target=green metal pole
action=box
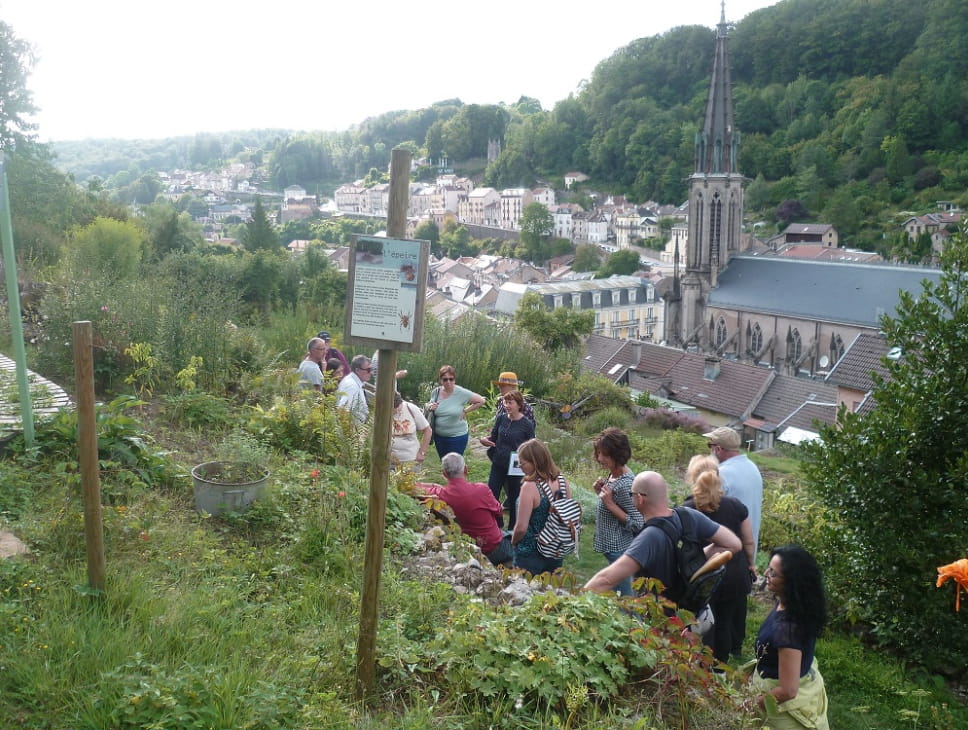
[0,157,34,446]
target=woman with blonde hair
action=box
[684,454,757,663]
[511,438,571,576]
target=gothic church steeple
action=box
[668,1,745,348]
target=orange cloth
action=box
[936,559,968,612]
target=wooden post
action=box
[355,147,412,700]
[73,321,105,593]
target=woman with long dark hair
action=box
[751,544,829,729]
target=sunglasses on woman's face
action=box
[440,376,455,381]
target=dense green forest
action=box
[47,0,968,251]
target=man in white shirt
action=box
[337,354,373,422]
[297,338,327,390]
[704,427,763,553]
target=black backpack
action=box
[644,506,726,613]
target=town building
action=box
[495,275,662,342]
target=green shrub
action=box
[803,233,968,673]
[628,429,708,483]
[546,372,633,420]
[378,590,739,723]
[245,393,355,465]
[399,313,576,402]
[578,406,633,436]
[758,471,832,555]
[160,391,237,431]
[9,395,185,495]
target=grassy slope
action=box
[0,406,964,728]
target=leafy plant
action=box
[214,428,271,467]
[100,654,301,729]
[8,395,184,494]
[380,589,739,725]
[803,225,968,673]
[160,391,236,431]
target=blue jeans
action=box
[605,550,634,597]
[433,432,468,460]
[486,533,515,567]
[514,550,562,577]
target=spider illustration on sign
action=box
[399,311,411,329]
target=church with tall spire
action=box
[666,1,748,348]
[657,4,938,380]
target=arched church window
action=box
[715,317,728,347]
[790,328,802,362]
[750,323,763,355]
[831,334,845,364]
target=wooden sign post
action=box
[349,148,429,700]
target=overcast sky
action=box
[1,0,777,142]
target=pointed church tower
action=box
[669,2,744,348]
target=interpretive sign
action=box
[344,235,429,352]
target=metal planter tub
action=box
[191,461,269,516]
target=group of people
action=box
[298,340,828,727]
[416,438,575,576]
[583,426,826,729]
[423,418,827,729]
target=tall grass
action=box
[396,313,580,402]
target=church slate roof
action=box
[707,256,942,328]
[825,332,892,392]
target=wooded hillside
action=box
[51,0,968,251]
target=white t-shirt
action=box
[297,358,323,389]
[391,401,430,463]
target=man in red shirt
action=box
[418,453,513,566]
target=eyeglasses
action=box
[358,367,372,372]
[765,567,781,579]
[708,442,718,449]
[631,491,647,497]
[440,376,455,381]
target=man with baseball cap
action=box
[703,425,762,659]
[317,331,350,376]
[492,371,535,424]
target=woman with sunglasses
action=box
[751,545,829,729]
[426,365,485,459]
